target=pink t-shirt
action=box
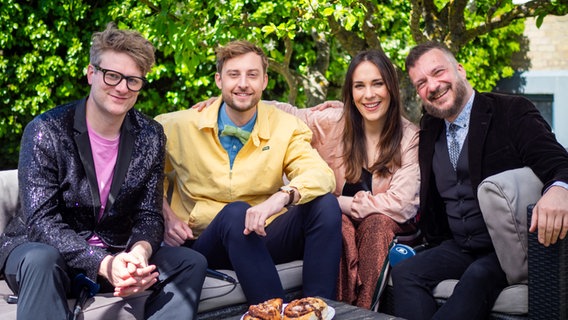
[86,121,120,247]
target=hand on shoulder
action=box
[191,97,218,112]
[312,100,343,111]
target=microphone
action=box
[70,273,100,320]
[388,242,417,267]
[206,268,237,283]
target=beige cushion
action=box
[0,261,303,319]
[477,167,542,285]
[199,260,303,312]
[0,170,18,233]
[433,280,528,315]
[386,275,528,315]
[0,280,150,319]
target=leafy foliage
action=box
[1,0,566,169]
[0,0,96,168]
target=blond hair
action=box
[215,40,268,74]
[90,22,155,75]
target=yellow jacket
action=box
[155,98,336,236]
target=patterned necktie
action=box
[448,123,460,170]
[221,125,250,144]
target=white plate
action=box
[240,304,335,320]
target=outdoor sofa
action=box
[0,167,566,319]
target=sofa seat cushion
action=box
[0,280,150,319]
[432,280,527,315]
[0,170,18,233]
[199,260,303,313]
[386,275,527,315]
[0,260,304,319]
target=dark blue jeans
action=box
[4,242,207,320]
[190,193,342,304]
[391,240,508,320]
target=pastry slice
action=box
[244,298,283,320]
[283,297,329,320]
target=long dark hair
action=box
[341,50,403,182]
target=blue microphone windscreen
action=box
[389,243,416,267]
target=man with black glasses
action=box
[92,64,148,92]
[0,23,207,320]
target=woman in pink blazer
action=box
[274,50,420,308]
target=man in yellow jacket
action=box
[155,40,341,304]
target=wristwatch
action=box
[279,186,295,207]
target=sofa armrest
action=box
[477,167,543,285]
[527,205,568,320]
[0,170,19,233]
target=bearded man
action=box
[391,41,568,320]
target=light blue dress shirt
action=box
[218,103,257,168]
[445,92,475,155]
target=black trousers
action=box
[390,240,508,320]
[4,242,207,320]
[189,193,342,304]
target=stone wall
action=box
[525,15,568,71]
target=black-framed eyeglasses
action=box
[93,65,147,92]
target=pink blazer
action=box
[276,102,420,223]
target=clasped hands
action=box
[99,242,158,297]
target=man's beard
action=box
[423,78,468,120]
[222,91,259,114]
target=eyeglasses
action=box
[93,65,147,92]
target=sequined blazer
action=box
[0,98,166,280]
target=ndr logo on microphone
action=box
[395,246,409,255]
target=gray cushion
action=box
[433,280,528,315]
[477,167,542,284]
[0,280,150,319]
[0,170,18,233]
[199,260,303,312]
[387,275,528,315]
[0,260,303,319]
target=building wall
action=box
[524,15,568,71]
[519,15,568,147]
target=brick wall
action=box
[525,15,568,71]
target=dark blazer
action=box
[0,98,166,280]
[419,91,568,245]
